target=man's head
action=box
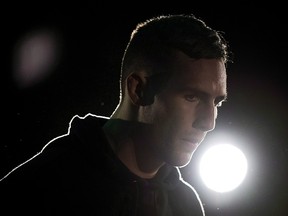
[119,14,229,101]
[111,14,230,167]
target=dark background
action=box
[2,2,288,215]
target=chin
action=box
[169,153,192,167]
[177,161,191,168]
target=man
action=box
[1,14,230,216]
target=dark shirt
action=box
[1,113,205,216]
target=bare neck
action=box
[102,118,164,179]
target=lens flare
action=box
[199,144,248,193]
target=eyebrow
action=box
[178,86,228,102]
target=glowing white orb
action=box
[199,144,248,193]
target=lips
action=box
[181,138,200,150]
[182,137,202,146]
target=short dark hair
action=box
[120,14,230,97]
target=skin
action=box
[103,51,227,179]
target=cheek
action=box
[162,97,195,122]
[152,97,194,135]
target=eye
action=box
[185,95,199,102]
[215,101,223,107]
[215,99,226,107]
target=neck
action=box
[102,118,164,179]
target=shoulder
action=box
[1,134,73,183]
[0,133,79,214]
[1,114,110,184]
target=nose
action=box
[193,103,216,132]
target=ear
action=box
[127,73,146,106]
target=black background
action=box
[2,2,288,215]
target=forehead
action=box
[167,52,227,93]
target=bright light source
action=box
[199,144,248,193]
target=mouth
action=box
[181,138,200,150]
